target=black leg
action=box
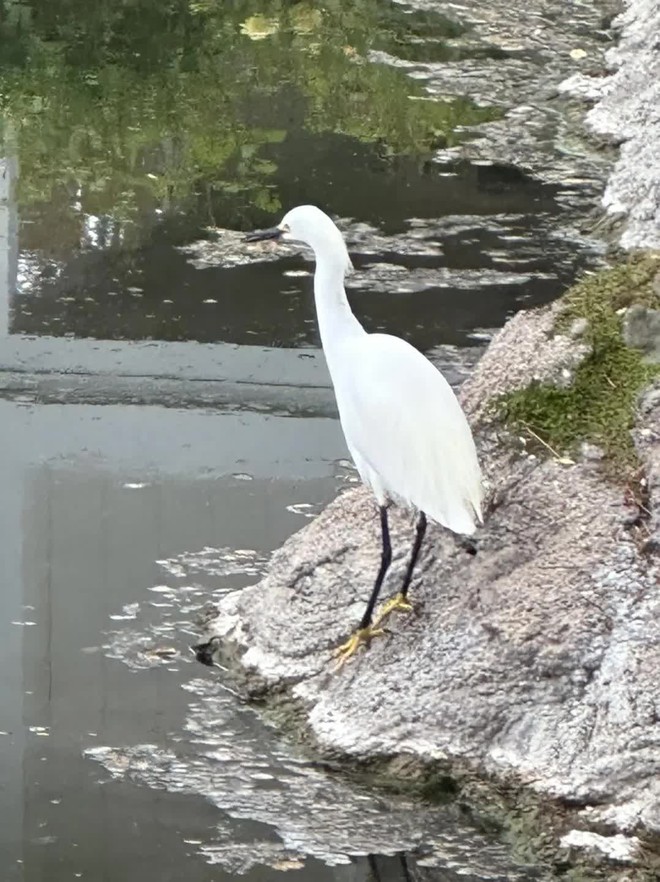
[367,855,382,882]
[400,511,427,600]
[398,853,413,882]
[359,505,392,629]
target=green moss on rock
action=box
[499,255,660,473]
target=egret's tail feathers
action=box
[335,332,485,538]
[428,500,480,536]
[420,471,484,536]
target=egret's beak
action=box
[244,226,283,243]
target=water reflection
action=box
[0,2,610,879]
[89,515,538,880]
[0,397,541,881]
[0,398,346,880]
[0,139,18,336]
[13,151,578,347]
[0,0,601,350]
[2,0,495,234]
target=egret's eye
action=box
[280,223,290,234]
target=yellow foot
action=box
[373,593,413,627]
[333,626,385,671]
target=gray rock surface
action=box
[623,304,660,363]
[560,0,660,249]
[206,301,660,848]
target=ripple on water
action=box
[92,545,540,878]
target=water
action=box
[0,0,612,879]
[0,401,542,880]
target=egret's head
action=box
[245,205,352,273]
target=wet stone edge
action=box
[192,628,660,882]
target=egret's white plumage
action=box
[246,204,483,662]
[278,204,483,535]
[332,333,482,535]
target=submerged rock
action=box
[203,285,660,864]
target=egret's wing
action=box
[337,334,483,534]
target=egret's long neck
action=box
[313,249,364,375]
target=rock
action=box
[580,441,605,462]
[560,0,660,249]
[568,317,589,340]
[623,305,660,362]
[458,299,591,424]
[204,299,660,858]
[633,383,660,556]
[560,830,641,864]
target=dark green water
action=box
[1,0,592,349]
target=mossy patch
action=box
[498,254,660,475]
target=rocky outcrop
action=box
[560,0,660,250]
[204,294,660,864]
[199,3,660,868]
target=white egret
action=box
[246,206,483,665]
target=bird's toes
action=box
[373,593,414,627]
[332,626,385,671]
